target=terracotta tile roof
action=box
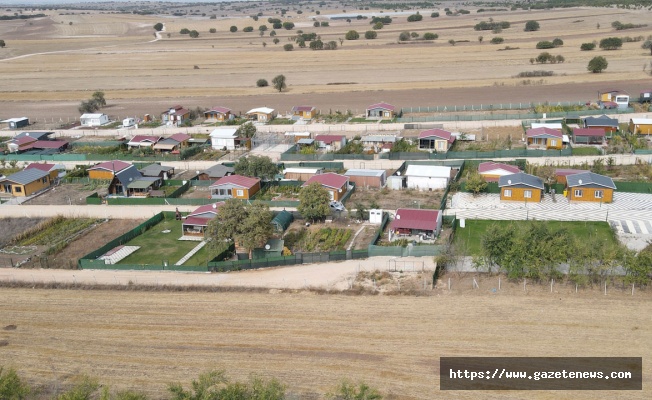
[169,133,191,142]
[130,135,160,143]
[210,174,260,189]
[23,140,68,150]
[390,208,440,231]
[302,173,348,189]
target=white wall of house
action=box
[211,137,236,150]
[406,176,448,190]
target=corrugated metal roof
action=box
[297,138,315,145]
[584,115,619,127]
[361,135,398,143]
[630,118,652,124]
[201,164,234,178]
[292,106,315,112]
[189,202,224,217]
[555,169,587,177]
[247,107,275,114]
[315,134,345,144]
[566,172,616,189]
[127,179,157,189]
[25,163,55,172]
[344,169,385,177]
[1,168,49,185]
[498,172,544,189]
[207,106,231,114]
[115,165,143,189]
[284,167,321,174]
[183,216,212,227]
[390,208,439,231]
[573,128,605,137]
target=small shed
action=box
[629,118,652,135]
[640,90,652,103]
[272,210,294,233]
[80,113,109,127]
[284,167,322,181]
[404,165,451,191]
[369,209,383,224]
[344,169,387,188]
[572,128,605,144]
[252,239,284,259]
[2,117,29,129]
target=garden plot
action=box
[24,183,101,206]
[451,126,526,151]
[347,187,444,211]
[282,219,376,253]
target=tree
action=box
[478,35,483,43]
[272,74,286,92]
[465,172,487,196]
[354,202,367,220]
[407,13,423,22]
[524,20,540,31]
[364,30,377,39]
[536,51,553,63]
[78,100,99,114]
[229,25,237,32]
[179,28,190,34]
[448,39,456,46]
[240,202,274,258]
[324,40,338,50]
[345,30,359,40]
[600,37,623,50]
[189,30,199,38]
[235,121,257,138]
[234,155,279,180]
[169,372,285,400]
[91,91,106,107]
[259,24,268,32]
[490,37,504,44]
[298,182,331,222]
[168,370,228,400]
[309,39,323,50]
[581,42,596,50]
[641,38,652,55]
[282,21,295,30]
[243,26,254,32]
[153,22,163,31]
[552,38,563,47]
[283,43,294,51]
[327,379,382,400]
[273,38,280,44]
[431,12,440,18]
[209,28,216,33]
[0,367,31,400]
[398,31,410,41]
[536,40,554,49]
[313,21,320,27]
[56,375,100,400]
[423,32,438,40]
[373,22,383,30]
[588,56,608,73]
[256,78,268,87]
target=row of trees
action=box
[0,367,384,400]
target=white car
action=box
[329,201,345,211]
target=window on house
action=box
[550,139,557,147]
[574,189,583,197]
[236,189,244,197]
[42,177,48,184]
[504,189,512,197]
[437,141,446,151]
[524,190,532,199]
[595,190,603,199]
[15,186,22,193]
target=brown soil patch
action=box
[24,184,102,206]
[348,187,444,211]
[0,217,46,248]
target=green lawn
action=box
[119,219,204,266]
[453,219,616,256]
[571,147,601,156]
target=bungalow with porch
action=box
[246,107,276,123]
[555,169,588,185]
[599,90,630,109]
[526,127,563,149]
[366,102,396,119]
[161,105,190,126]
[583,115,619,134]
[389,208,442,241]
[153,133,191,153]
[88,160,133,180]
[478,162,521,182]
[195,164,234,181]
[572,128,605,145]
[210,174,261,200]
[204,106,233,122]
[629,118,652,135]
[314,134,346,152]
[0,169,53,197]
[498,172,544,202]
[566,172,616,203]
[6,131,54,153]
[107,165,145,196]
[291,106,317,120]
[302,173,349,201]
[418,129,456,152]
[182,202,224,238]
[128,135,161,149]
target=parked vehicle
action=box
[330,201,345,211]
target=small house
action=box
[555,169,588,185]
[361,135,399,152]
[291,106,317,120]
[599,90,629,109]
[583,115,619,133]
[80,113,109,127]
[302,173,349,201]
[284,167,322,181]
[127,135,161,149]
[195,164,234,181]
[210,174,261,200]
[108,165,144,196]
[478,162,521,182]
[526,127,563,149]
[246,107,276,122]
[366,102,396,119]
[404,164,452,191]
[88,160,133,180]
[21,140,68,153]
[161,105,190,126]
[629,118,652,135]
[271,210,294,233]
[25,162,66,180]
[389,208,442,240]
[344,169,387,188]
[139,164,175,180]
[210,127,239,150]
[2,117,29,130]
[418,129,456,152]
[6,136,36,153]
[182,202,224,238]
[314,134,346,151]
[498,172,544,202]
[204,106,233,122]
[0,169,53,197]
[572,128,605,145]
[565,172,616,203]
[127,177,162,197]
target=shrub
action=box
[423,32,438,40]
[536,52,554,63]
[555,55,565,63]
[283,43,294,51]
[365,30,377,39]
[313,21,319,27]
[552,38,564,47]
[189,30,199,38]
[516,70,554,77]
[398,31,410,41]
[431,12,439,18]
[309,40,323,50]
[320,21,329,27]
[209,28,216,33]
[229,26,237,32]
[154,22,163,31]
[256,79,268,87]
[448,39,456,46]
[536,40,555,49]
[588,56,608,73]
[524,20,540,31]
[259,25,267,32]
[345,30,359,40]
[243,26,254,32]
[490,37,504,44]
[180,28,190,34]
[273,38,280,44]
[407,13,423,22]
[612,20,647,30]
[373,22,383,30]
[282,21,295,30]
[474,21,510,31]
[600,37,623,50]
[581,42,596,50]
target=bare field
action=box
[0,288,649,399]
[1,6,652,119]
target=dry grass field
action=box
[0,288,650,399]
[1,4,652,119]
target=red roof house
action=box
[418,129,456,152]
[366,102,396,119]
[209,174,261,200]
[182,202,224,237]
[204,106,232,121]
[572,128,605,144]
[314,134,347,151]
[291,105,317,119]
[526,127,563,150]
[389,208,442,239]
[88,160,133,180]
[302,173,349,201]
[478,162,521,182]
